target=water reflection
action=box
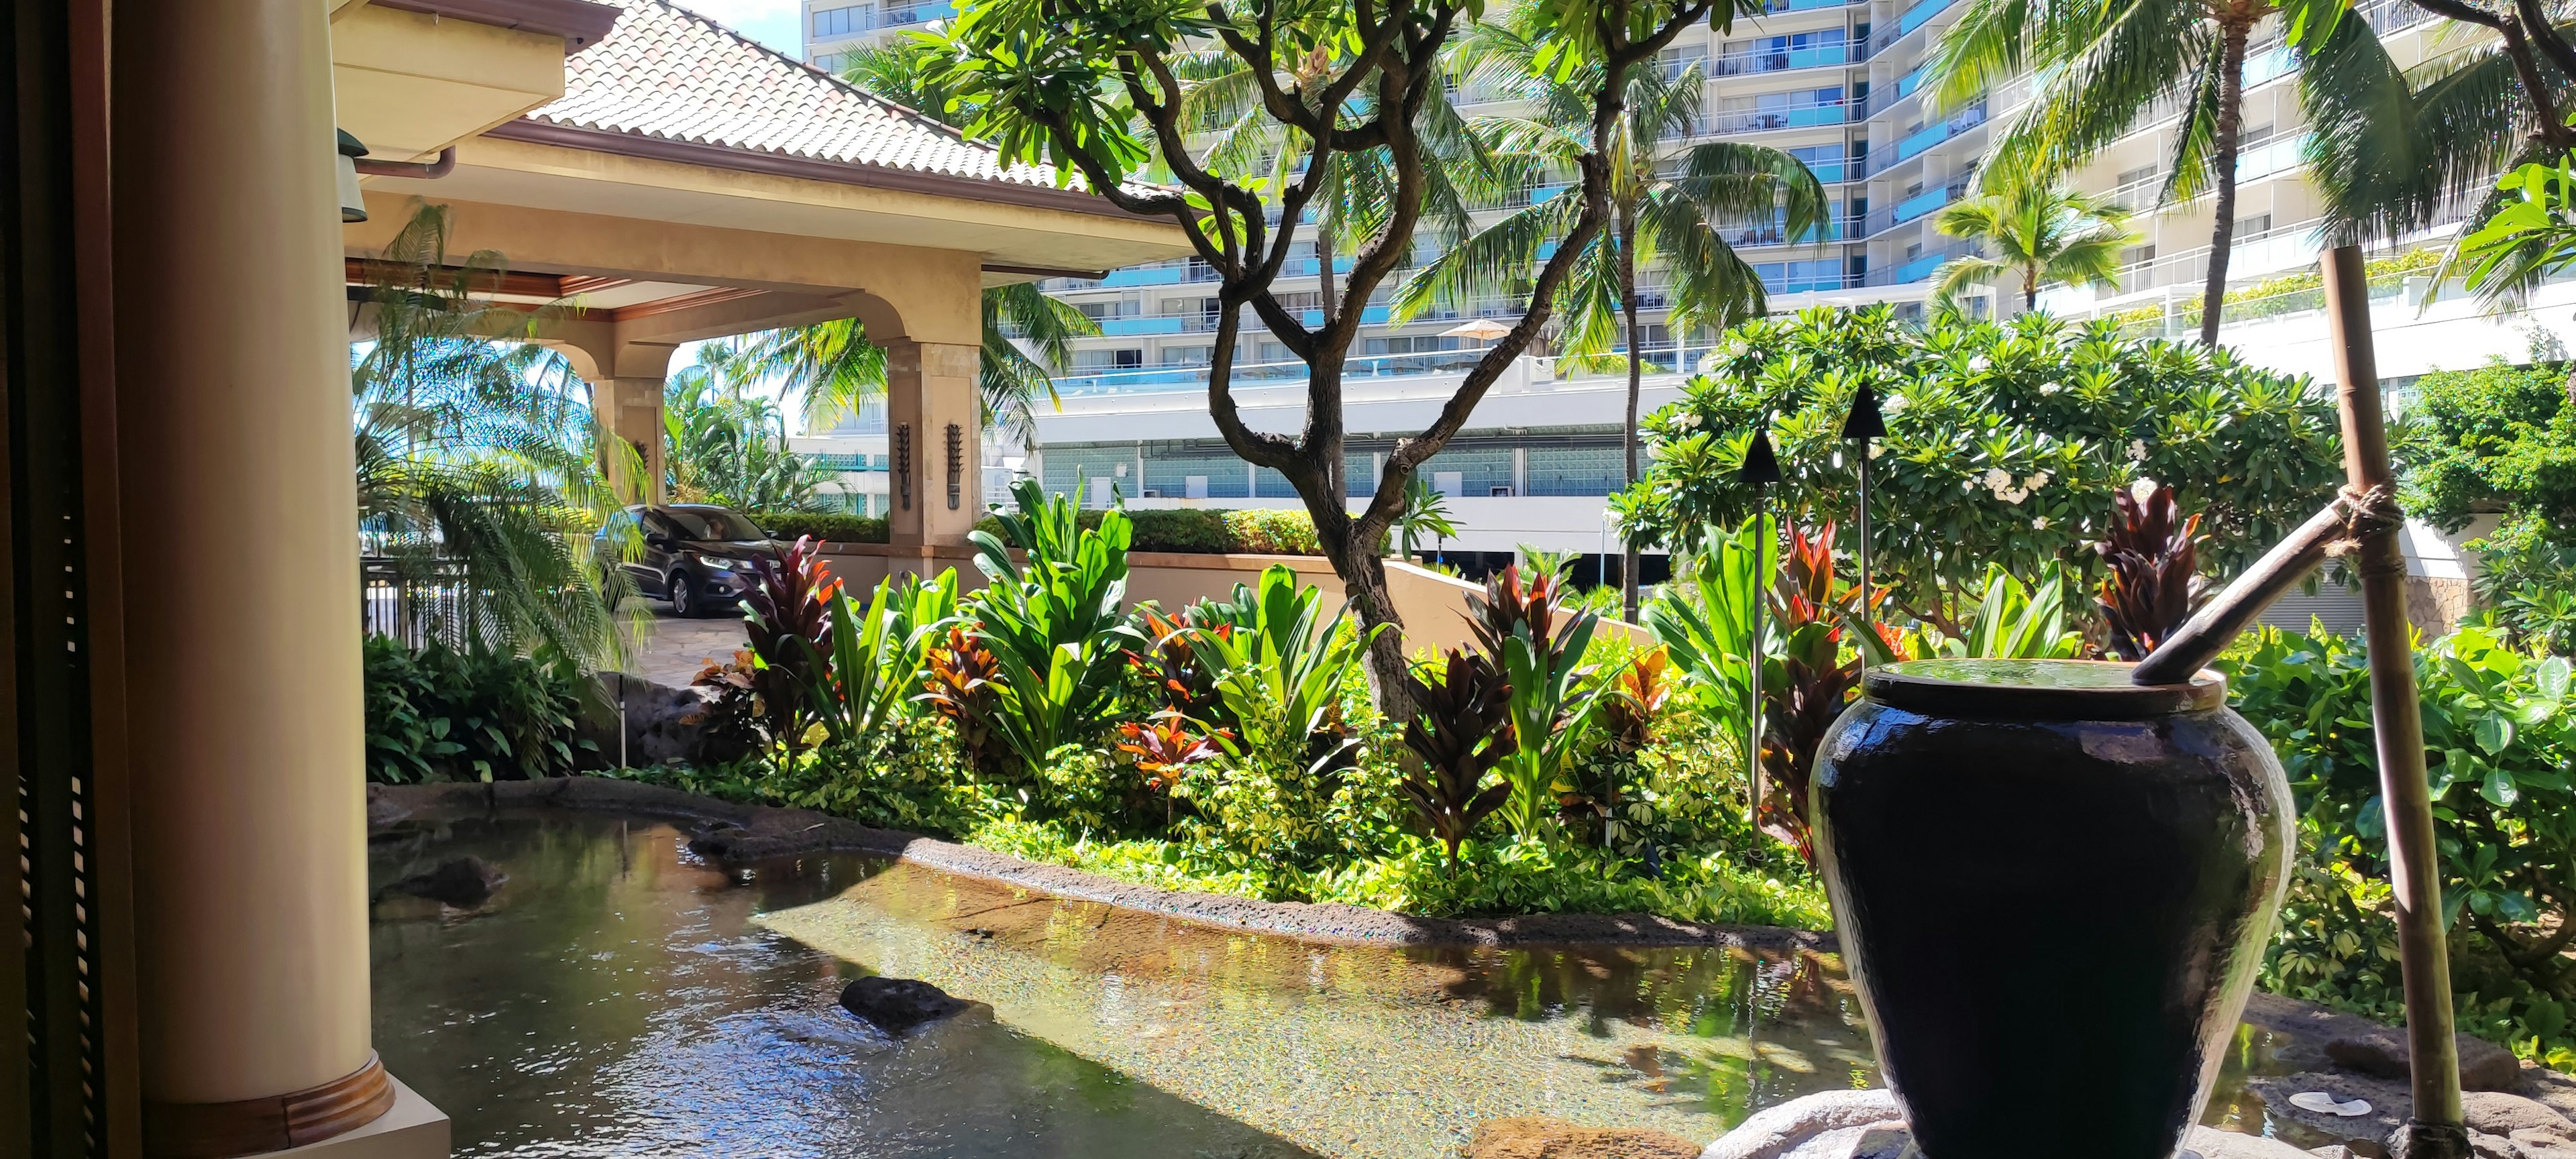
[374,807,2304,1159]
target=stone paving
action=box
[610,599,745,687]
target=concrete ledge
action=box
[274,1075,446,1159]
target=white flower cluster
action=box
[1672,412,1703,429]
[1980,467,2049,506]
[2127,437,2149,463]
[2131,477,2159,504]
[2039,381,2063,396]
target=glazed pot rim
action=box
[1863,658,2226,720]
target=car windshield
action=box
[661,507,765,541]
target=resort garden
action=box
[362,303,2576,1072]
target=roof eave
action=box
[482,119,1170,224]
[370,0,622,51]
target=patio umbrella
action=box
[1441,318,1513,343]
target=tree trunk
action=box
[2024,266,2040,313]
[2198,21,2251,347]
[1618,211,1644,622]
[1316,229,1338,318]
[1316,508,1413,722]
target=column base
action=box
[144,1053,415,1158]
[270,1075,447,1159]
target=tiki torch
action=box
[1742,423,1783,828]
[1842,383,1888,672]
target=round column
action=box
[111,0,386,1153]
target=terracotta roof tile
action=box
[524,0,1132,196]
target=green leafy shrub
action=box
[363,636,594,783]
[971,506,1326,555]
[961,480,1144,774]
[2230,624,2576,1064]
[1615,306,2341,633]
[753,510,889,543]
[2394,359,2576,654]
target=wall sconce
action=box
[336,129,369,223]
[894,423,913,510]
[945,423,963,510]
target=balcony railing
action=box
[1860,176,1970,237]
[1858,241,1979,287]
[1713,42,1854,76]
[1709,100,1853,133]
[1870,100,1988,176]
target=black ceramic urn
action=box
[1811,659,2292,1159]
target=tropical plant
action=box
[1644,514,1774,766]
[1396,476,1459,563]
[810,569,961,748]
[2093,482,2206,661]
[1929,0,2345,343]
[663,345,836,512]
[1904,561,2086,659]
[362,634,595,783]
[1614,307,2341,634]
[352,203,633,665]
[1127,607,1233,726]
[1756,522,1896,863]
[920,0,1758,716]
[1466,565,1607,836]
[1179,565,1377,768]
[1397,649,1518,870]
[2233,624,2576,1058]
[920,626,1006,774]
[1930,178,2138,312]
[739,537,841,773]
[1560,648,1675,849]
[963,480,1145,771]
[1401,9,1824,618]
[2394,358,2575,653]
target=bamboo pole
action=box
[2322,244,2467,1159]
[2131,502,2346,686]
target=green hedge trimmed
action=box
[969,507,1326,556]
[752,511,890,543]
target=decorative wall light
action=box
[944,423,963,510]
[336,129,369,223]
[894,423,913,510]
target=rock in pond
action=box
[838,976,969,1034]
[1463,1116,1703,1158]
[1697,1090,2333,1159]
[384,856,506,907]
[2325,1027,2523,1093]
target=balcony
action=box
[1860,177,1970,237]
[1860,241,1979,286]
[1709,100,1853,134]
[1713,43,1854,76]
[1870,100,1988,176]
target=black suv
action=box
[598,504,781,618]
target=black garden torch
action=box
[1842,383,1888,673]
[1741,422,1782,828]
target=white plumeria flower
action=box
[1968,355,1991,372]
[2000,487,2030,506]
[2025,472,2051,492]
[1883,394,1909,415]
[2032,516,2051,530]
[1674,412,1701,429]
[1868,444,1885,459]
[2132,477,2159,504]
[1982,467,2012,491]
[2127,438,2149,463]
[2039,382,2063,396]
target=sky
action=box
[677,0,804,56]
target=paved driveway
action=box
[612,599,747,687]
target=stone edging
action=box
[367,775,1839,952]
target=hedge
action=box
[971,507,1326,556]
[752,511,890,543]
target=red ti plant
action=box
[1758,522,1900,864]
[741,536,839,773]
[1114,710,1230,826]
[1396,649,1517,871]
[920,626,1005,775]
[1124,607,1234,730]
[1561,649,1675,844]
[2094,483,2205,661]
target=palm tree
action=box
[1397,10,1825,618]
[663,343,837,512]
[352,203,635,665]
[1931,179,2139,312]
[2296,9,2576,302]
[1929,0,2320,343]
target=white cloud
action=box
[672,0,804,55]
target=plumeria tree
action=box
[1610,306,2343,631]
[919,0,1773,709]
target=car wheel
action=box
[668,571,699,618]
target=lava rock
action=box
[578,672,753,769]
[2324,1026,2523,1092]
[385,857,506,907]
[1461,1116,1703,1158]
[837,976,969,1034]
[1699,1089,1902,1159]
[2466,1092,2576,1142]
[2180,1127,2325,1159]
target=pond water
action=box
[370,808,2302,1158]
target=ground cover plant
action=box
[362,635,596,783]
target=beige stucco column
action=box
[110,0,392,1152]
[883,339,982,545]
[600,376,669,504]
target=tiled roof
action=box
[517,0,1125,199]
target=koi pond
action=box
[369,808,2304,1158]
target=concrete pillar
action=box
[110,0,392,1152]
[601,376,667,504]
[883,340,981,545]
